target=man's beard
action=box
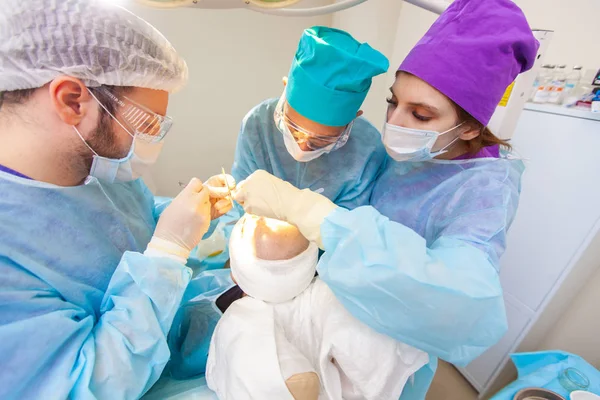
[79,112,130,172]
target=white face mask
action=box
[274,93,351,163]
[381,121,465,162]
[73,126,164,183]
[229,216,319,304]
[279,122,337,162]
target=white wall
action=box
[126,2,332,196]
[539,264,600,368]
[515,0,600,72]
[534,224,600,369]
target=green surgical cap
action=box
[287,26,389,127]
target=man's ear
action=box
[48,76,92,126]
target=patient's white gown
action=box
[206,278,429,400]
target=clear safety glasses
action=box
[274,93,353,151]
[89,87,173,143]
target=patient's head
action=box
[229,214,318,303]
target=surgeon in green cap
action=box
[231,26,389,210]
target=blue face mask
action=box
[73,126,164,183]
[381,121,465,162]
[72,88,169,183]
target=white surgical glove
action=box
[204,173,236,220]
[233,170,337,249]
[149,178,211,261]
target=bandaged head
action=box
[229,214,318,304]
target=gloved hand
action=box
[149,178,211,260]
[204,174,236,220]
[233,170,337,249]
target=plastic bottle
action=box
[530,72,541,100]
[196,220,227,261]
[561,66,583,105]
[532,65,554,103]
[548,64,567,104]
[592,91,600,113]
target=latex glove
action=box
[205,174,236,220]
[233,170,336,249]
[150,178,211,260]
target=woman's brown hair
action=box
[452,101,512,155]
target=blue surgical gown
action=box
[165,269,234,380]
[232,98,387,209]
[0,172,192,400]
[317,156,524,399]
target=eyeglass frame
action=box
[273,90,354,151]
[88,87,173,144]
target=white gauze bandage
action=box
[229,217,318,304]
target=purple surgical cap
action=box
[399,0,539,125]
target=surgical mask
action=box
[274,92,352,163]
[73,88,171,183]
[73,126,164,183]
[381,121,465,162]
[229,217,319,303]
[279,122,337,162]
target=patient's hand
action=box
[285,372,320,400]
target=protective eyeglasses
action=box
[88,87,173,143]
[273,93,353,151]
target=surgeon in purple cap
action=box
[383,0,539,161]
[232,1,539,398]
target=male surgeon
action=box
[0,1,227,398]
